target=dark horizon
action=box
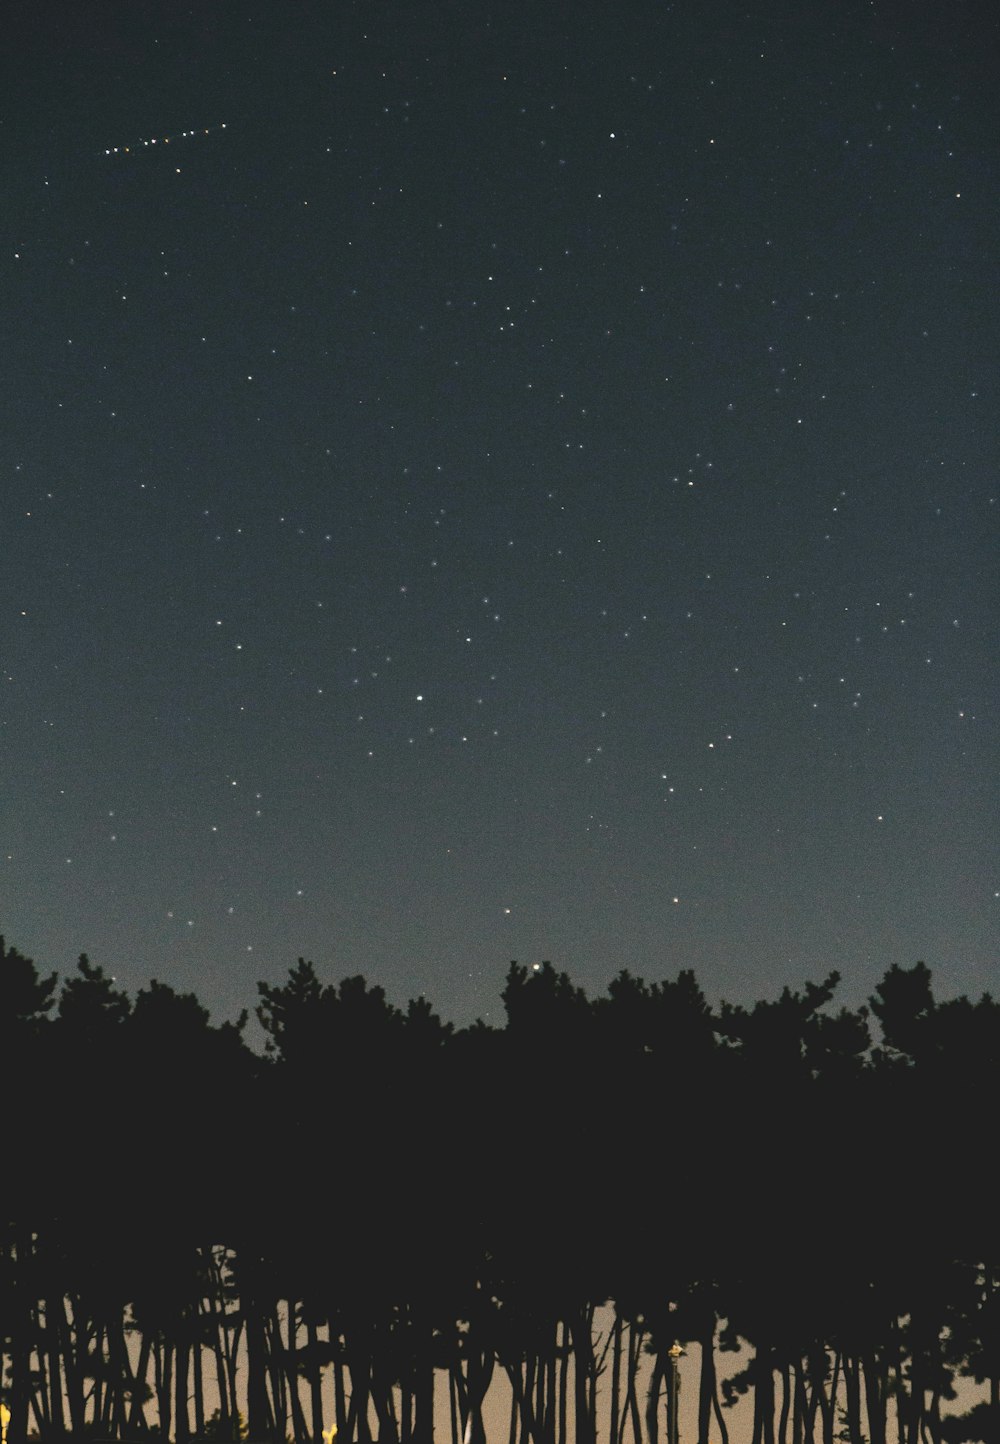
[3,935,999,1444]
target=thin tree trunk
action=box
[228,1317,245,1434]
[193,1325,206,1439]
[535,1357,546,1444]
[862,1352,886,1444]
[97,1336,115,1434]
[351,1349,373,1444]
[401,1329,414,1444]
[210,1318,231,1438]
[281,1303,310,1444]
[266,1310,288,1444]
[246,1303,273,1442]
[546,1336,557,1444]
[559,1321,569,1444]
[754,1353,775,1444]
[307,1318,325,1443]
[572,1308,597,1444]
[153,1338,174,1442]
[711,1373,731,1444]
[207,1252,241,1438]
[45,1300,66,1434]
[625,1323,645,1444]
[925,1386,942,1444]
[466,1346,495,1444]
[647,1357,665,1444]
[843,1355,864,1444]
[26,1373,48,1442]
[904,1349,922,1444]
[509,1358,540,1444]
[792,1360,807,1444]
[7,1233,32,1444]
[93,1352,106,1434]
[411,1316,434,1444]
[450,1364,461,1444]
[332,1338,347,1441]
[128,1332,154,1433]
[777,1365,791,1444]
[801,1359,820,1444]
[59,1298,87,1436]
[29,1306,51,1438]
[698,1326,716,1444]
[372,1368,399,1444]
[176,1334,191,1443]
[107,1314,139,1439]
[815,1351,838,1444]
[610,1312,623,1444]
[26,1310,50,1440]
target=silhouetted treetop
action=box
[868,959,935,1061]
[0,934,56,1028]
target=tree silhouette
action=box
[2,933,999,1444]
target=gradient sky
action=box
[4,0,997,1033]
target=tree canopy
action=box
[1,937,997,1444]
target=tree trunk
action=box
[647,1357,665,1444]
[571,1310,596,1444]
[411,1319,434,1444]
[697,1323,717,1444]
[193,1324,206,1438]
[371,1369,400,1444]
[128,1331,154,1433]
[925,1386,942,1444]
[625,1323,645,1444]
[506,1358,540,1444]
[44,1299,66,1434]
[523,1355,534,1444]
[559,1321,569,1444]
[451,1364,461,1444]
[754,1353,775,1444]
[711,1375,731,1444]
[545,1335,557,1444]
[176,1334,191,1443]
[535,1356,547,1444]
[26,1306,50,1440]
[59,1297,87,1436]
[814,1351,838,1444]
[154,1338,174,1442]
[791,1361,806,1444]
[903,1349,922,1444]
[843,1355,863,1444]
[466,1345,495,1444]
[610,1312,623,1444]
[777,1364,791,1444]
[350,1349,373,1444]
[332,1340,348,1441]
[307,1318,325,1443]
[862,1352,886,1444]
[107,1312,140,1439]
[281,1302,310,1444]
[266,1309,288,1444]
[246,1302,273,1441]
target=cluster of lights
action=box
[104,123,226,156]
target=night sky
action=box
[4,0,997,1032]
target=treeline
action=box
[1,935,998,1444]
